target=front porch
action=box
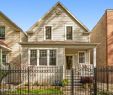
[63,47,95,78]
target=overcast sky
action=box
[0,0,113,31]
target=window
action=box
[39,50,47,65]
[2,54,7,64]
[66,26,72,40]
[0,26,5,39]
[49,50,56,65]
[30,50,37,65]
[79,52,85,63]
[45,26,52,40]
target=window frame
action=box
[30,49,37,66]
[78,51,86,64]
[29,48,57,66]
[0,26,5,39]
[44,25,53,40]
[2,53,7,64]
[65,25,73,40]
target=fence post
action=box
[71,68,74,95]
[28,67,30,95]
[106,66,109,91]
[94,67,97,95]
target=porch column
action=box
[93,47,96,68]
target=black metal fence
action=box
[96,66,113,95]
[2,66,113,95]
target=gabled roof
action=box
[27,2,89,33]
[0,11,23,31]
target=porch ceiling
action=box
[20,41,99,49]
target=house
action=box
[19,2,98,79]
[91,9,113,66]
[0,11,27,69]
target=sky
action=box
[0,0,113,31]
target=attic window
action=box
[66,26,73,40]
[45,26,52,40]
[0,26,5,39]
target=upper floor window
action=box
[45,26,52,40]
[66,26,73,40]
[78,51,85,64]
[0,26,5,39]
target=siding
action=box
[28,5,89,42]
[0,15,26,67]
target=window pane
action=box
[30,50,37,65]
[79,52,85,63]
[66,26,72,40]
[45,26,51,40]
[39,50,47,65]
[2,54,7,64]
[0,26,5,39]
[49,50,56,65]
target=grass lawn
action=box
[7,88,63,94]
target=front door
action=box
[66,56,73,70]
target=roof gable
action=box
[0,11,23,31]
[28,2,89,33]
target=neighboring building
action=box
[91,9,113,66]
[0,11,27,68]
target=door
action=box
[66,56,73,70]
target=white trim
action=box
[44,25,53,40]
[28,48,58,67]
[78,51,86,64]
[65,25,74,40]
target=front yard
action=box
[6,88,63,95]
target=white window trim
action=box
[44,25,53,40]
[28,48,58,67]
[78,51,86,64]
[65,25,74,40]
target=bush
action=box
[54,79,68,86]
[62,79,68,86]
[97,91,113,95]
[80,77,93,84]
[33,81,39,86]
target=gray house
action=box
[19,2,97,80]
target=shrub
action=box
[62,79,68,86]
[33,81,39,86]
[80,77,93,84]
[97,91,113,95]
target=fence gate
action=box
[0,66,96,95]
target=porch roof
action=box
[19,41,99,49]
[0,40,11,51]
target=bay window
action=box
[30,50,37,65]
[49,50,56,65]
[29,49,56,66]
[39,50,47,65]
